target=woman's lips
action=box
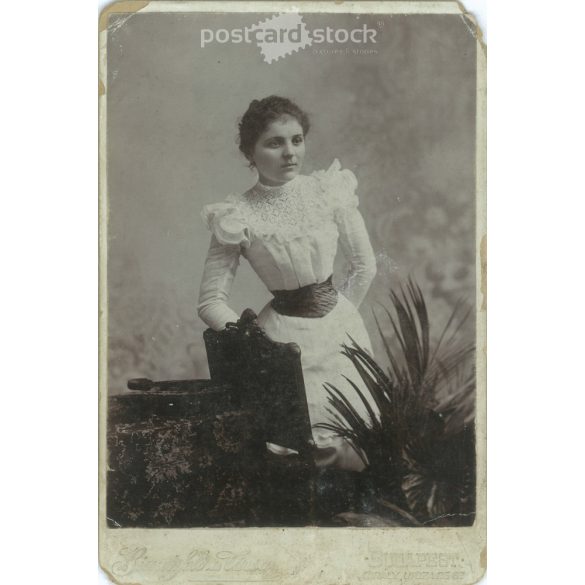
[282,163,297,169]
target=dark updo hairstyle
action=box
[238,95,310,160]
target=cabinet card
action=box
[99,1,486,583]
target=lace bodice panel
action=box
[198,159,377,331]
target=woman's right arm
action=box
[197,234,241,331]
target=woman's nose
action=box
[282,141,294,157]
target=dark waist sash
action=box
[270,275,338,318]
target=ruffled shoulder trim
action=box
[201,198,251,247]
[311,158,359,211]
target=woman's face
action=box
[250,114,305,186]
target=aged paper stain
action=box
[456,0,487,55]
[99,1,150,32]
[480,234,487,311]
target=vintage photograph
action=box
[100,0,485,582]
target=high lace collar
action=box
[250,175,301,198]
[207,159,358,245]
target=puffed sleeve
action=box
[200,201,251,247]
[197,201,250,331]
[317,160,377,308]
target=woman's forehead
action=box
[261,115,303,138]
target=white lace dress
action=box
[197,159,377,471]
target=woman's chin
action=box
[279,168,301,182]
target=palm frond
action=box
[319,278,476,526]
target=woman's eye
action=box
[267,141,280,148]
[293,136,304,145]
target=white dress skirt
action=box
[258,293,374,470]
[197,160,379,472]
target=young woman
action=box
[197,96,377,472]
